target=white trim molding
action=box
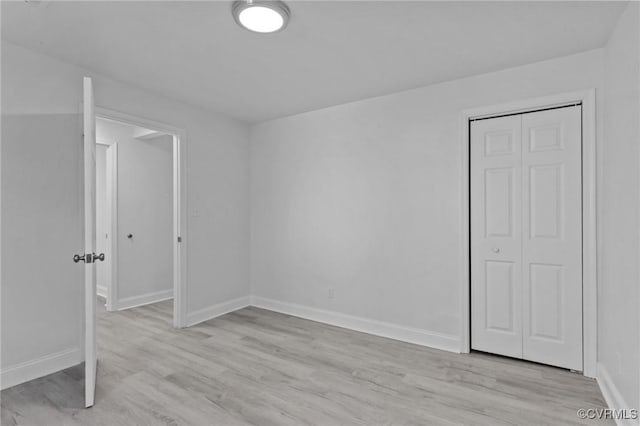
[251,296,460,353]
[0,347,82,391]
[96,285,108,299]
[597,363,638,426]
[186,296,251,327]
[459,89,598,378]
[105,142,118,312]
[116,289,173,311]
[185,295,459,352]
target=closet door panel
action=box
[471,115,523,358]
[522,106,582,371]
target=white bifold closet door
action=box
[471,105,582,371]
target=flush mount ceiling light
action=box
[232,0,290,34]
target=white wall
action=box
[599,2,640,414]
[1,114,84,388]
[1,41,250,387]
[250,49,605,347]
[95,143,108,298]
[117,130,173,304]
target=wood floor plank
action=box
[1,300,611,425]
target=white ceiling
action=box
[2,1,627,123]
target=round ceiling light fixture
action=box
[232,0,290,34]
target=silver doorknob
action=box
[492,248,500,253]
[73,253,104,263]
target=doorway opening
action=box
[94,109,186,328]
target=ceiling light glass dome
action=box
[232,0,290,33]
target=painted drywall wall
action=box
[599,2,640,413]
[115,126,173,304]
[96,143,108,298]
[1,114,84,387]
[1,41,250,386]
[118,134,173,303]
[250,49,605,344]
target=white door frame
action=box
[459,89,597,378]
[105,142,117,311]
[96,107,188,328]
[95,139,112,301]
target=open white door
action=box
[83,77,98,407]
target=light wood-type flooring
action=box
[1,299,611,425]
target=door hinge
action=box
[177,236,182,243]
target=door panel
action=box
[529,164,564,239]
[485,167,515,238]
[471,105,582,371]
[485,260,516,333]
[522,106,582,370]
[83,77,97,407]
[529,263,564,340]
[471,115,523,359]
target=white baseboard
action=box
[597,363,638,426]
[96,285,107,298]
[186,296,251,327]
[1,347,82,391]
[251,296,460,353]
[117,289,173,311]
